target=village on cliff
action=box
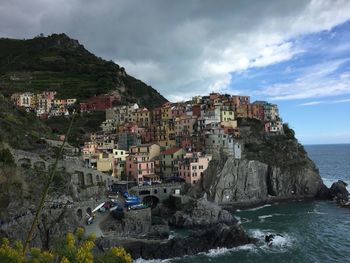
[10,91,283,187]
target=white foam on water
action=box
[258,214,273,219]
[167,234,175,240]
[250,229,294,251]
[258,213,283,222]
[133,244,256,262]
[307,209,327,215]
[245,204,272,211]
[203,244,256,257]
[133,259,169,263]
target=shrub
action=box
[0,228,132,263]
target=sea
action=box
[135,144,350,263]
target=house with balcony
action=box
[265,121,284,135]
[174,115,198,136]
[129,143,160,159]
[125,154,156,184]
[204,127,242,158]
[160,147,186,177]
[178,152,212,184]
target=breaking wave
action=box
[245,204,272,211]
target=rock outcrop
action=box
[191,156,323,207]
[329,180,349,206]
[189,121,326,207]
[168,196,237,228]
[96,223,254,260]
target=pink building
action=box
[178,152,212,184]
[171,105,186,118]
[42,91,57,100]
[125,154,155,183]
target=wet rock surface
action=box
[168,196,237,228]
[329,180,349,207]
[96,223,254,260]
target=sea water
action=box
[135,144,350,263]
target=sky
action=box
[1,0,350,144]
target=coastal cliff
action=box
[190,118,325,207]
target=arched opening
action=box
[18,158,31,168]
[142,195,159,209]
[77,172,84,186]
[34,161,46,170]
[76,209,83,220]
[86,207,92,216]
[139,190,151,195]
[86,173,93,185]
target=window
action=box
[163,188,167,193]
[154,189,158,194]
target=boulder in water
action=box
[329,180,349,204]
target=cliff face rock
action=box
[190,120,325,206]
[195,157,323,206]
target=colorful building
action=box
[178,152,212,184]
[160,147,186,177]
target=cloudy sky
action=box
[1,0,350,144]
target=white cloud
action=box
[263,60,350,100]
[299,101,325,106]
[333,98,350,103]
[1,0,350,101]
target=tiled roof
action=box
[162,147,183,155]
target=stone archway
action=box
[33,161,46,170]
[77,171,85,186]
[76,209,83,220]
[142,195,160,209]
[18,158,31,168]
[85,173,93,185]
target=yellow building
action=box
[161,103,172,120]
[174,115,197,136]
[136,108,151,127]
[19,92,36,109]
[96,153,112,173]
[111,149,129,179]
[157,120,176,148]
[129,144,160,160]
[220,109,235,122]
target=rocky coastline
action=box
[96,223,254,260]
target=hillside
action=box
[0,33,167,109]
[0,93,52,150]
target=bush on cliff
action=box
[0,227,132,263]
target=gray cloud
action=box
[1,0,350,101]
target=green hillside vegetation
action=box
[0,33,167,109]
[0,94,52,150]
[45,111,105,146]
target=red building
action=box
[192,104,201,117]
[80,95,118,112]
[251,101,265,121]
